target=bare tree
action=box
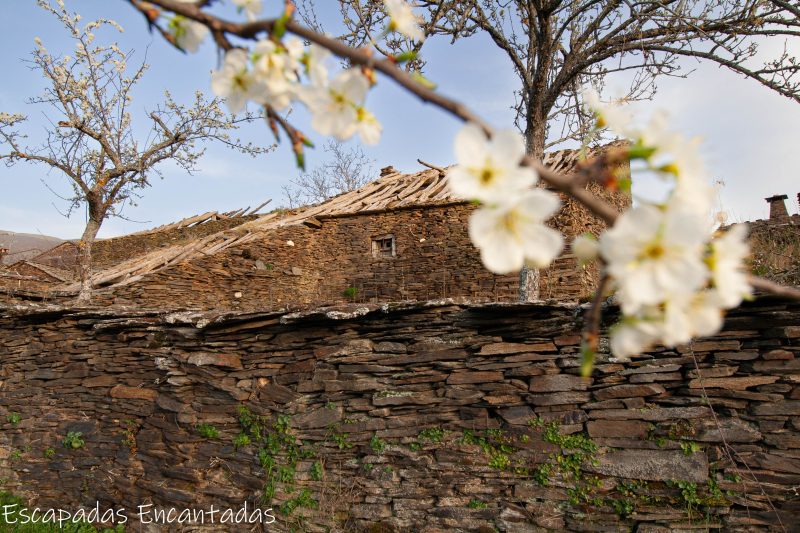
[316,0,800,301]
[282,140,375,208]
[325,0,800,159]
[0,0,271,302]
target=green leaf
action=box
[395,50,418,63]
[273,11,291,39]
[411,71,437,90]
[580,342,595,378]
[617,177,632,194]
[628,143,657,160]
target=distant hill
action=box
[0,230,64,265]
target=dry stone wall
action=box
[1,298,798,532]
[102,205,526,310]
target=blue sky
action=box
[1,0,799,239]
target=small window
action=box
[372,234,396,258]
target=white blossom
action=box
[572,233,599,264]
[609,316,661,360]
[252,38,301,110]
[355,107,382,145]
[600,203,709,315]
[283,37,305,65]
[303,44,332,86]
[168,15,208,53]
[447,123,537,204]
[211,49,265,113]
[661,291,725,346]
[304,68,370,140]
[582,87,632,135]
[468,189,564,274]
[384,0,425,41]
[232,0,262,21]
[708,224,751,308]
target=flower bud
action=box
[572,233,599,264]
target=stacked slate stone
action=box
[0,296,798,531]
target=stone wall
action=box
[92,215,260,270]
[1,297,798,531]
[102,205,525,309]
[99,201,627,310]
[24,215,259,274]
[747,214,800,287]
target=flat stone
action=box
[26,369,58,380]
[753,359,800,371]
[529,391,591,406]
[593,384,666,401]
[688,376,778,390]
[498,405,535,425]
[383,349,466,365]
[503,352,560,362]
[748,452,800,474]
[529,374,589,392]
[686,366,738,379]
[478,342,556,355]
[373,391,441,406]
[763,349,795,360]
[751,401,800,416]
[630,372,683,383]
[83,375,118,387]
[293,405,343,429]
[110,385,158,401]
[715,351,759,361]
[350,504,392,520]
[447,371,503,385]
[156,394,187,413]
[678,340,740,353]
[620,364,681,375]
[589,406,711,421]
[587,449,708,483]
[764,432,800,449]
[258,383,299,403]
[325,379,382,392]
[554,335,581,347]
[693,418,762,443]
[186,352,243,369]
[587,420,649,439]
[374,341,406,353]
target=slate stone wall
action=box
[102,204,527,310]
[1,298,798,531]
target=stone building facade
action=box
[0,143,630,309]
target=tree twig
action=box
[417,158,445,174]
[748,276,800,300]
[126,0,800,301]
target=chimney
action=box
[765,194,789,221]
[380,166,396,177]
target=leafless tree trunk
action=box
[0,1,271,303]
[76,210,101,303]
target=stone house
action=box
[748,193,800,286]
[0,209,260,297]
[0,142,630,309]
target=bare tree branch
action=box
[0,1,273,302]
